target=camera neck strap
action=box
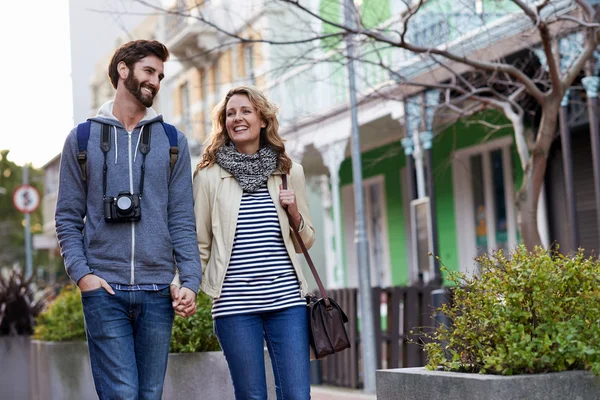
[100,123,151,199]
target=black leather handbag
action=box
[282,175,351,360]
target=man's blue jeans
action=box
[214,305,310,400]
[81,287,174,400]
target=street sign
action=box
[12,184,40,214]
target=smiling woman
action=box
[224,94,266,155]
[183,85,316,399]
[0,0,74,167]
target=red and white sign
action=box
[12,184,40,214]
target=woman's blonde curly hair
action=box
[196,85,292,175]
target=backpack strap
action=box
[76,121,178,185]
[100,123,111,153]
[139,124,151,155]
[161,122,178,174]
[76,121,92,181]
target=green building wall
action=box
[338,111,522,287]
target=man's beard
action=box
[125,73,156,108]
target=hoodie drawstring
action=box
[113,126,119,164]
[133,125,144,163]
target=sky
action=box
[0,0,74,168]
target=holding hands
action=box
[170,285,197,318]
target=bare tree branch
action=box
[575,0,595,19]
[555,15,600,28]
[400,0,425,44]
[512,0,542,26]
[511,0,563,96]
[134,0,346,46]
[562,28,598,90]
[536,0,551,15]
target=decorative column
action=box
[582,75,600,249]
[400,98,417,203]
[318,175,337,288]
[404,94,441,284]
[405,97,426,198]
[317,140,348,288]
[421,90,441,284]
[401,136,417,201]
[286,141,305,164]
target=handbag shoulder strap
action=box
[281,174,331,307]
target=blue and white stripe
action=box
[212,184,305,318]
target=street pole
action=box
[343,0,377,393]
[23,163,33,278]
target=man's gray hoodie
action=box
[55,101,201,293]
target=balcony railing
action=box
[266,1,572,129]
[165,0,263,45]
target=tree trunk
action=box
[516,157,543,249]
[515,102,560,250]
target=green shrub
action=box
[425,246,600,375]
[34,285,220,353]
[34,285,86,341]
[169,292,220,353]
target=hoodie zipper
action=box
[128,130,135,285]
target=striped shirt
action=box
[212,184,306,318]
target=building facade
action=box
[159,0,600,290]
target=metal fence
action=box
[315,285,441,389]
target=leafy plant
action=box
[170,292,220,353]
[0,267,48,335]
[34,284,220,352]
[425,246,600,375]
[33,284,86,342]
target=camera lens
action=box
[116,196,133,211]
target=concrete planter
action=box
[29,340,96,400]
[29,340,275,399]
[377,367,600,400]
[0,336,31,400]
[163,349,276,399]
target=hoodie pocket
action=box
[86,219,131,266]
[135,217,174,267]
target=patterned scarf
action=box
[215,142,279,193]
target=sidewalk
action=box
[311,385,376,400]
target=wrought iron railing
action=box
[268,10,517,127]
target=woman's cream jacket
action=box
[175,161,315,299]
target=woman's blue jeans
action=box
[81,287,174,400]
[214,305,311,399]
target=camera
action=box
[104,192,142,223]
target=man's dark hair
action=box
[108,40,170,89]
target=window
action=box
[201,70,211,136]
[452,137,517,276]
[213,62,221,99]
[244,45,255,85]
[180,82,192,135]
[342,175,391,288]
